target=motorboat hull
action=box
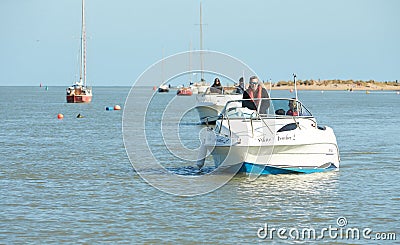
[195,93,242,123]
[239,162,337,174]
[158,88,169,93]
[177,88,193,96]
[195,103,222,124]
[208,142,339,175]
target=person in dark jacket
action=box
[210,77,223,94]
[242,76,270,114]
[235,77,245,94]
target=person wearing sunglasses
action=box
[242,76,270,114]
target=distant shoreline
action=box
[269,84,400,91]
[1,80,399,91]
[265,80,400,91]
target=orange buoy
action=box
[57,113,64,119]
[290,88,293,93]
[114,105,121,110]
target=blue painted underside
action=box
[239,162,337,175]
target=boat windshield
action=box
[203,86,242,95]
[221,98,313,119]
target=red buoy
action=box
[57,113,64,119]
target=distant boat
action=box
[66,0,92,103]
[177,87,193,96]
[190,79,209,94]
[158,85,169,93]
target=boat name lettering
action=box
[258,137,272,143]
[277,134,296,141]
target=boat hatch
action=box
[277,123,298,132]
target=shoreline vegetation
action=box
[265,79,399,91]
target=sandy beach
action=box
[265,81,400,91]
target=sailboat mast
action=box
[293,73,298,101]
[189,41,192,83]
[162,47,165,85]
[199,2,204,81]
[81,0,87,86]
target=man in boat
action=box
[242,76,270,114]
[235,77,245,94]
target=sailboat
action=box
[66,0,92,103]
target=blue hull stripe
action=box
[239,162,337,175]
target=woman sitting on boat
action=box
[210,77,223,94]
[242,76,270,114]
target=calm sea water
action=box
[1,86,399,244]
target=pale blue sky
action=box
[0,0,399,86]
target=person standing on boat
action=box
[242,76,270,114]
[210,77,223,94]
[235,77,245,94]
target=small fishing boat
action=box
[198,76,340,175]
[66,0,92,103]
[177,87,193,96]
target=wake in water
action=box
[131,165,216,176]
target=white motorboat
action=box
[158,84,169,93]
[198,97,340,175]
[195,86,243,124]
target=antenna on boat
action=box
[269,78,272,95]
[242,70,245,89]
[293,73,298,101]
[189,41,192,84]
[199,2,204,81]
[81,0,86,86]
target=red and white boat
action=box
[177,87,193,96]
[66,0,92,103]
[66,83,92,103]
